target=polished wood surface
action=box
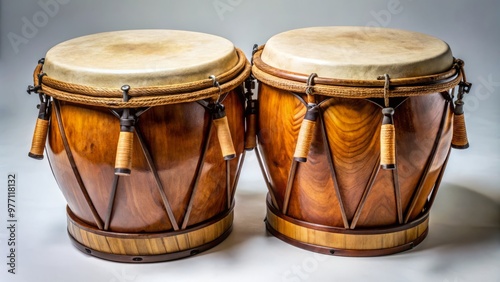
[67,206,234,262]
[213,116,237,159]
[46,89,244,260]
[265,198,429,256]
[257,82,453,255]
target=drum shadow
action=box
[203,182,500,259]
[409,182,500,254]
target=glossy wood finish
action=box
[257,83,453,256]
[46,89,244,261]
[67,206,234,262]
[265,197,429,257]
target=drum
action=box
[27,30,251,262]
[252,26,471,256]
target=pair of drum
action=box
[27,27,471,262]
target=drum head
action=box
[43,30,239,88]
[261,26,453,80]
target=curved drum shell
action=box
[258,84,453,256]
[46,89,245,262]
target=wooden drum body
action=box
[252,27,469,256]
[28,30,250,262]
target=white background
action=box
[1,1,499,281]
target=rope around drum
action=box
[252,46,466,98]
[32,45,466,106]
[31,48,251,108]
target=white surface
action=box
[1,1,499,282]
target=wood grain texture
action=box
[213,116,236,159]
[67,206,233,259]
[47,103,105,227]
[46,88,244,237]
[244,111,257,150]
[258,80,453,254]
[266,201,428,255]
[323,98,382,225]
[257,84,305,209]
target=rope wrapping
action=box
[28,118,49,159]
[380,76,396,170]
[32,48,251,108]
[451,62,472,150]
[451,113,469,149]
[252,47,464,99]
[252,65,463,99]
[114,131,134,175]
[252,46,469,169]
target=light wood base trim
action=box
[265,197,428,257]
[67,206,234,263]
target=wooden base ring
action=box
[66,206,234,263]
[265,196,429,257]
